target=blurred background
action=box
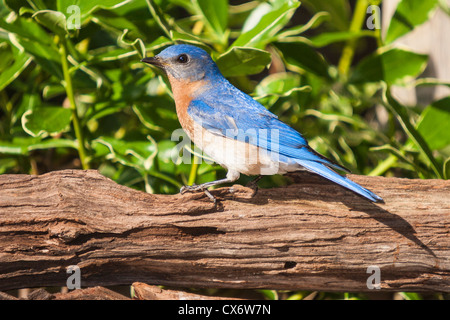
[0,0,449,299]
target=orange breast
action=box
[167,75,208,138]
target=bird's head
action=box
[141,44,220,82]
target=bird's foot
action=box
[180,184,217,205]
[180,184,204,194]
[245,176,263,197]
[246,182,259,197]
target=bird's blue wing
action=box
[187,97,348,172]
[187,95,384,203]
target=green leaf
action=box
[0,137,77,155]
[371,144,423,173]
[258,289,278,300]
[216,47,272,77]
[195,0,228,38]
[144,0,172,39]
[416,97,450,151]
[0,137,38,155]
[0,158,18,174]
[276,41,330,78]
[57,0,132,21]
[13,36,63,79]
[0,47,32,91]
[32,10,67,36]
[385,0,439,44]
[156,140,177,173]
[0,141,28,155]
[383,87,442,178]
[414,77,450,87]
[255,72,299,94]
[27,139,78,151]
[232,0,300,49]
[350,48,428,85]
[3,0,29,13]
[301,0,351,31]
[398,292,423,300]
[444,158,450,180]
[118,28,146,58]
[0,16,63,78]
[254,72,310,100]
[309,30,375,48]
[0,13,54,45]
[254,72,311,108]
[95,136,157,171]
[132,98,179,133]
[277,11,330,39]
[22,107,72,138]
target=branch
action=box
[0,170,448,292]
[131,282,242,300]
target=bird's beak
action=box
[141,56,165,70]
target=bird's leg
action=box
[180,170,240,203]
[180,177,231,193]
[203,189,217,205]
[246,175,263,196]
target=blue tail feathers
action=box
[296,159,384,203]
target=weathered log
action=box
[0,169,448,292]
[131,282,242,300]
[52,286,131,300]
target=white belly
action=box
[189,124,300,176]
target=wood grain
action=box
[0,169,448,292]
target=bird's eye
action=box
[176,54,189,64]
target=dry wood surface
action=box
[0,169,449,293]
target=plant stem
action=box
[338,0,369,77]
[149,170,183,189]
[145,0,173,40]
[59,36,90,169]
[188,155,200,186]
[368,154,397,176]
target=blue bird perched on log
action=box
[142,44,383,203]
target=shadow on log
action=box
[0,169,448,292]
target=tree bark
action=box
[131,282,242,300]
[0,169,448,292]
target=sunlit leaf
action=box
[309,30,375,47]
[232,0,300,48]
[416,97,450,151]
[22,107,72,138]
[216,47,271,77]
[385,0,439,44]
[195,0,228,39]
[276,41,330,78]
[383,87,442,178]
[254,72,310,100]
[350,48,428,85]
[277,11,329,39]
[32,10,67,36]
[444,158,450,180]
[57,0,132,21]
[301,0,351,31]
[95,136,157,171]
[0,47,32,91]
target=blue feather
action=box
[187,84,385,202]
[153,44,382,202]
[189,84,348,172]
[296,160,384,203]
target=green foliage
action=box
[0,0,448,190]
[385,0,438,44]
[0,0,448,300]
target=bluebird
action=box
[142,44,383,203]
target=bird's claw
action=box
[246,176,262,197]
[180,184,203,194]
[180,184,217,204]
